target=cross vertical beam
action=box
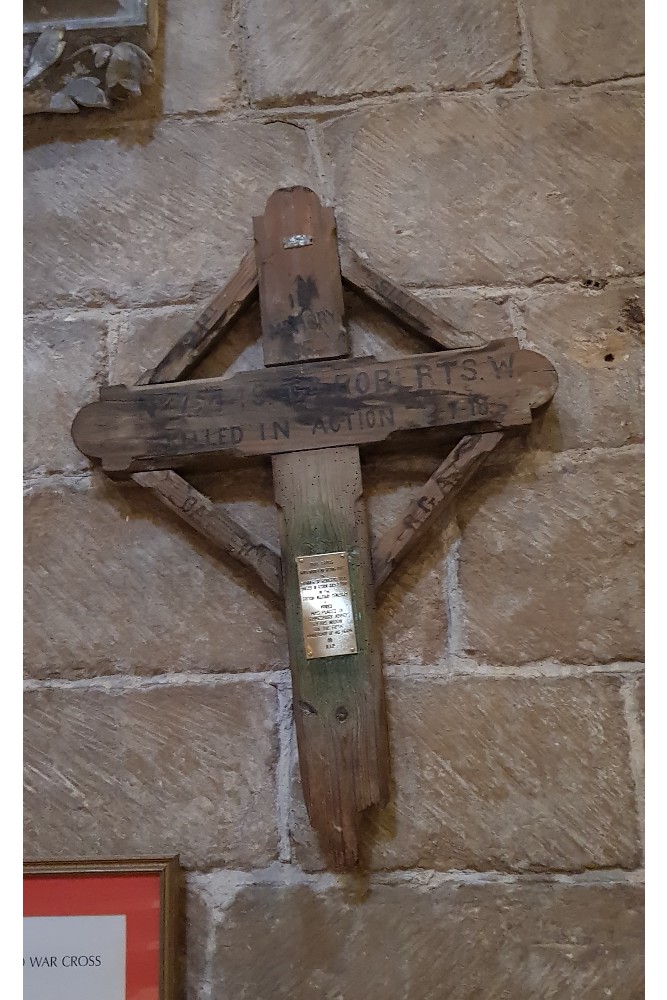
[254,188,389,867]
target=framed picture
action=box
[23,857,180,1000]
[23,0,158,115]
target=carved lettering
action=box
[310,407,395,435]
[375,369,391,393]
[469,395,489,417]
[488,354,514,378]
[414,363,433,389]
[437,359,458,384]
[334,373,351,395]
[461,358,478,381]
[354,371,371,394]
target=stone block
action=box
[24,119,315,310]
[242,0,520,104]
[291,675,640,871]
[457,451,644,664]
[24,681,278,868]
[517,281,644,450]
[364,456,453,666]
[523,0,644,86]
[205,880,644,999]
[321,90,643,286]
[183,879,210,1000]
[24,478,286,679]
[24,312,105,476]
[109,299,265,386]
[160,0,239,114]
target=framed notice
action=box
[23,857,180,1000]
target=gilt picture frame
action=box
[23,856,180,1000]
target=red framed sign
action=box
[23,857,180,1000]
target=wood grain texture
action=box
[254,188,349,366]
[133,470,282,598]
[372,432,503,589]
[136,249,258,385]
[71,339,557,473]
[273,447,388,867]
[257,187,388,868]
[129,250,269,597]
[342,246,464,350]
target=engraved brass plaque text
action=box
[296,551,358,659]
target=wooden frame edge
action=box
[23,1,159,116]
[24,855,182,1000]
[341,245,469,351]
[371,432,504,589]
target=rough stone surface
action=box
[524,0,644,86]
[24,312,105,475]
[364,455,452,665]
[24,478,286,679]
[518,280,644,450]
[291,675,639,871]
[183,880,210,1000]
[23,3,645,993]
[23,682,278,868]
[636,674,645,736]
[159,0,239,114]
[242,0,520,104]
[108,285,510,393]
[321,90,643,287]
[109,296,268,387]
[416,290,512,347]
[347,287,511,353]
[205,880,644,999]
[457,451,644,664]
[24,119,315,310]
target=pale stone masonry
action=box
[24,0,644,995]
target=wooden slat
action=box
[273,447,388,868]
[130,251,275,598]
[256,186,389,869]
[136,249,258,386]
[254,188,349,366]
[72,340,557,473]
[341,246,468,351]
[372,432,504,589]
[133,470,283,598]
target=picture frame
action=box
[23,856,181,1000]
[23,0,159,115]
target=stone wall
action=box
[24,1,644,995]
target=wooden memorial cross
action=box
[72,188,557,869]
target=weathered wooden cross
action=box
[72,188,557,869]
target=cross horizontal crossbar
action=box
[73,338,555,474]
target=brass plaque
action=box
[296,552,358,659]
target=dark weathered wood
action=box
[372,432,504,589]
[254,188,349,366]
[129,250,264,595]
[273,447,389,867]
[136,249,258,386]
[255,187,388,869]
[72,339,557,473]
[342,246,467,350]
[133,470,283,598]
[68,185,560,873]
